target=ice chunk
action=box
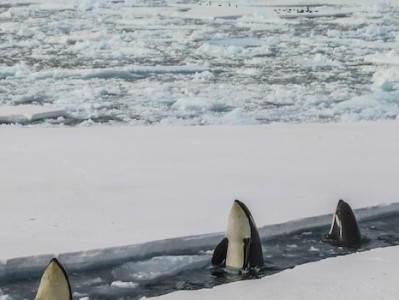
[110,281,139,288]
[299,53,342,68]
[371,1,393,12]
[91,282,138,296]
[0,105,67,124]
[0,62,31,79]
[222,108,259,125]
[0,289,12,300]
[372,68,399,92]
[208,37,263,47]
[111,255,210,283]
[365,51,399,66]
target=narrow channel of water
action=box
[1,212,399,299]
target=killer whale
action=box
[326,199,361,247]
[212,199,264,271]
[35,258,72,300]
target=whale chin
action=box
[35,258,72,300]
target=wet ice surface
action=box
[1,0,399,125]
[2,211,399,300]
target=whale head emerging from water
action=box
[212,199,264,271]
[35,258,72,300]
[326,199,361,248]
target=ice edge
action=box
[1,202,398,282]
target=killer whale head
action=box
[212,199,264,270]
[35,258,72,300]
[327,199,361,247]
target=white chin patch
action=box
[328,213,343,239]
[225,202,251,269]
[35,260,71,300]
[226,202,251,241]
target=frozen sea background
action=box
[1,0,399,126]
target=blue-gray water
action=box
[1,211,399,299]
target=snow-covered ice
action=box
[2,121,399,260]
[152,246,399,300]
[1,121,399,298]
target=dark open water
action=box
[1,211,399,299]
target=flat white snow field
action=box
[1,121,398,260]
[153,245,399,300]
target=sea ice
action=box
[111,255,211,283]
[110,281,139,289]
[0,105,67,124]
[372,67,399,91]
[1,0,398,125]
